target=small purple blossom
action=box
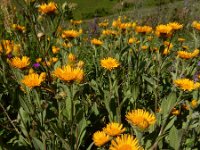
[198,61,200,66]
[33,63,40,68]
[7,54,13,59]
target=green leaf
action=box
[161,93,177,118]
[164,116,176,132]
[32,137,44,150]
[168,126,179,150]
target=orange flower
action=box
[38,2,57,15]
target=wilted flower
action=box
[109,134,143,150]
[12,24,26,33]
[93,131,110,147]
[103,122,126,136]
[101,57,120,71]
[126,109,156,130]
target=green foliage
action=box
[0,0,200,149]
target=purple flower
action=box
[7,54,12,59]
[198,61,200,66]
[33,63,40,68]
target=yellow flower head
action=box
[10,56,30,69]
[91,38,103,46]
[68,53,76,62]
[126,109,156,130]
[93,131,110,147]
[135,25,152,34]
[70,19,82,25]
[53,65,84,82]
[0,40,15,55]
[38,2,57,15]
[61,30,81,39]
[141,45,148,51]
[174,78,200,91]
[155,24,172,37]
[101,57,120,71]
[168,22,183,30]
[178,38,185,42]
[109,134,143,150]
[12,24,26,33]
[99,21,109,27]
[103,122,126,136]
[102,29,118,36]
[128,37,137,44]
[171,108,180,116]
[177,49,199,59]
[192,21,200,30]
[21,72,46,89]
[36,58,42,63]
[52,46,60,54]
[190,99,198,109]
[77,60,84,68]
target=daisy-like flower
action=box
[135,25,152,34]
[177,49,199,59]
[21,72,46,89]
[61,30,81,39]
[53,65,84,82]
[52,46,60,54]
[155,24,172,37]
[98,21,109,27]
[93,131,110,147]
[168,22,183,31]
[10,56,30,69]
[126,109,156,130]
[0,40,14,55]
[38,2,57,15]
[68,53,76,62]
[101,57,120,71]
[190,99,198,109]
[192,21,200,30]
[102,29,118,36]
[128,37,137,44]
[109,134,143,150]
[91,38,103,46]
[162,41,173,55]
[171,108,180,116]
[70,19,82,25]
[103,122,126,136]
[174,78,200,91]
